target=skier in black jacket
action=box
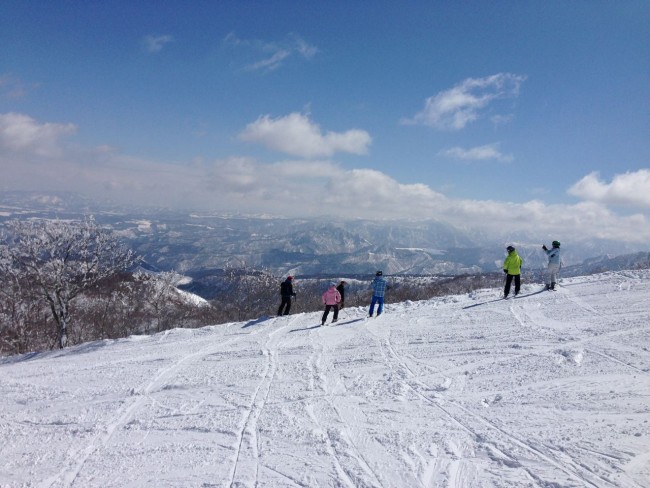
[336,281,347,309]
[277,276,296,316]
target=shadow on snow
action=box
[462,288,548,309]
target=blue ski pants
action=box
[369,295,384,316]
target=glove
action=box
[542,244,548,251]
[503,269,508,274]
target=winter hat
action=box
[552,241,561,248]
[506,245,515,252]
[287,276,293,280]
[376,270,383,276]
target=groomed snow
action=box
[1,271,649,487]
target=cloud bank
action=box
[2,111,649,245]
[568,170,650,208]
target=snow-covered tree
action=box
[216,267,279,321]
[0,217,138,348]
[135,270,186,332]
[0,245,50,353]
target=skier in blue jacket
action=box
[369,271,388,317]
[542,241,562,290]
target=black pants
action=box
[321,304,339,324]
[504,274,521,296]
[278,296,292,316]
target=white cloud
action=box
[568,170,650,208]
[142,35,174,53]
[440,143,513,163]
[238,113,372,158]
[402,73,526,130]
[0,112,76,157]
[224,33,318,72]
[291,34,318,59]
[246,50,291,72]
[3,112,649,245]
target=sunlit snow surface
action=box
[1,271,649,487]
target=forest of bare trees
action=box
[1,218,506,356]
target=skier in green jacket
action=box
[503,245,523,298]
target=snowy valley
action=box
[2,191,647,280]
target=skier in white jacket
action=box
[542,241,562,290]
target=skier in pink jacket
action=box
[321,282,342,326]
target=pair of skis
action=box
[504,286,557,300]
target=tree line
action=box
[1,217,504,356]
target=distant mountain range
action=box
[1,191,648,278]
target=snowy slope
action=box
[1,271,649,488]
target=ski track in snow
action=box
[1,270,649,487]
[42,322,268,488]
[228,319,288,487]
[369,327,475,488]
[370,314,604,488]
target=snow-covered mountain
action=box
[562,251,650,276]
[2,191,646,277]
[2,270,649,487]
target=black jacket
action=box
[336,284,345,301]
[280,279,295,297]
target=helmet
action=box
[506,245,515,252]
[329,282,336,287]
[376,270,383,276]
[287,276,293,280]
[552,241,561,248]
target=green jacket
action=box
[503,251,523,275]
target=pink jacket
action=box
[322,286,341,306]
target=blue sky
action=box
[1,1,649,244]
